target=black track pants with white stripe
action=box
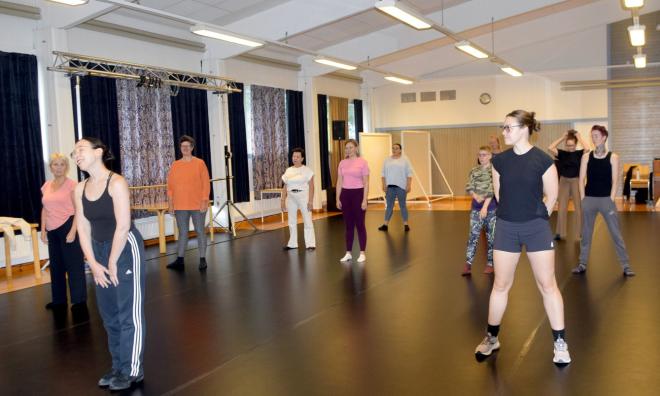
[92,228,146,378]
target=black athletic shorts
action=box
[493,217,554,253]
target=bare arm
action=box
[548,133,566,157]
[66,190,78,242]
[308,176,314,210]
[406,176,412,193]
[542,165,559,215]
[610,153,619,201]
[492,167,500,202]
[361,174,369,210]
[336,172,343,210]
[575,132,591,152]
[381,177,387,192]
[579,153,589,200]
[40,208,47,243]
[106,176,132,286]
[281,183,288,211]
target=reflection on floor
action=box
[0,210,658,395]
[0,198,654,294]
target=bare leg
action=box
[528,250,564,330]
[487,250,520,325]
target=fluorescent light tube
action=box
[375,0,431,30]
[627,25,645,46]
[385,76,413,85]
[454,41,489,59]
[633,53,646,68]
[500,66,523,77]
[624,0,644,8]
[48,0,89,5]
[314,58,357,71]
[190,25,263,48]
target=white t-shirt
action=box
[282,165,314,191]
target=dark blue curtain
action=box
[71,74,121,175]
[171,87,213,199]
[227,82,250,203]
[317,94,331,190]
[286,89,305,163]
[353,99,363,142]
[0,52,45,223]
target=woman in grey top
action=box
[378,143,413,232]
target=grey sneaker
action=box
[623,267,636,277]
[571,264,587,274]
[108,373,144,391]
[475,333,500,357]
[553,338,571,365]
[97,370,119,388]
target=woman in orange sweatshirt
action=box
[167,135,211,270]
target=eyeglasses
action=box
[69,145,92,159]
[499,124,522,132]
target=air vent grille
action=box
[440,90,456,101]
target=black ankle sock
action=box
[552,329,565,341]
[487,324,500,337]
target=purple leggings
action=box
[340,188,367,251]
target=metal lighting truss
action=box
[48,51,241,93]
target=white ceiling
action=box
[29,0,660,84]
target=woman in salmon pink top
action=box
[41,153,87,311]
[336,139,370,263]
[167,135,211,271]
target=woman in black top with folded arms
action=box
[474,110,571,365]
[73,137,146,391]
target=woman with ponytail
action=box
[474,110,571,366]
[72,137,146,391]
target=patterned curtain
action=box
[115,71,175,215]
[251,85,288,197]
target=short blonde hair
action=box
[49,153,70,172]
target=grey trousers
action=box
[175,210,207,258]
[579,197,630,268]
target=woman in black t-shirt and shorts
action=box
[474,110,571,365]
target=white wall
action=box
[0,14,37,54]
[372,70,608,130]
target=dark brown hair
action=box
[80,137,115,164]
[566,129,578,144]
[506,110,540,136]
[179,135,196,147]
[393,143,402,150]
[291,147,305,157]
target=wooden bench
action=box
[1,223,42,281]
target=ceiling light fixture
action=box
[47,0,89,5]
[314,58,357,71]
[627,24,645,46]
[633,53,646,68]
[500,65,523,77]
[385,76,413,85]
[190,25,264,47]
[375,0,432,30]
[623,0,644,8]
[454,41,489,59]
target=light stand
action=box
[212,146,256,236]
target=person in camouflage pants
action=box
[462,146,497,276]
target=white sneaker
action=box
[475,333,500,357]
[339,253,352,262]
[357,253,366,263]
[553,338,571,365]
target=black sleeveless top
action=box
[82,173,117,242]
[585,152,612,197]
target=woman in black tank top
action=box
[573,126,634,276]
[73,137,147,391]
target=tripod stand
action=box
[212,145,257,236]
